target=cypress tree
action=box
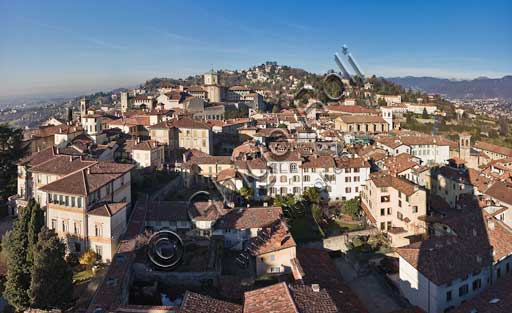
[29,227,73,310]
[2,203,33,311]
[27,200,45,265]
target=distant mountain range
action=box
[388,76,512,100]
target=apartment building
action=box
[131,140,165,168]
[361,172,427,247]
[430,165,491,208]
[40,161,134,262]
[376,135,452,165]
[397,210,512,313]
[171,118,213,154]
[334,115,389,134]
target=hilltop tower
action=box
[459,133,471,161]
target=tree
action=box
[29,228,73,310]
[27,200,45,265]
[239,186,253,202]
[311,204,322,222]
[79,250,97,267]
[2,201,33,311]
[0,124,27,215]
[342,197,361,218]
[422,107,429,119]
[377,97,387,107]
[302,187,320,204]
[67,107,73,123]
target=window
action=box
[446,290,452,302]
[380,208,385,216]
[355,187,359,193]
[293,187,300,194]
[290,163,297,173]
[59,195,64,205]
[280,176,287,183]
[398,200,402,207]
[472,279,481,290]
[380,222,385,230]
[304,175,310,182]
[95,246,103,260]
[74,222,80,235]
[387,207,391,215]
[293,175,299,182]
[280,187,287,194]
[387,221,392,229]
[345,177,351,183]
[270,267,281,273]
[304,168,309,173]
[62,220,68,232]
[77,197,82,208]
[345,187,351,193]
[345,168,351,173]
[95,224,102,237]
[412,206,418,213]
[397,212,403,220]
[65,196,69,206]
[459,284,468,297]
[381,196,390,203]
[353,168,360,173]
[354,176,360,182]
[51,219,57,230]
[398,191,402,198]
[71,197,76,207]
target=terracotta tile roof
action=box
[436,167,492,192]
[180,291,242,313]
[334,157,370,169]
[149,120,177,129]
[189,200,228,222]
[30,155,96,175]
[216,168,238,182]
[249,221,296,256]
[132,140,161,151]
[216,206,282,229]
[397,210,512,286]
[234,158,268,170]
[18,146,58,166]
[370,172,418,196]
[171,118,211,129]
[383,153,419,176]
[301,156,335,169]
[452,276,512,313]
[485,181,512,206]
[287,284,338,313]
[88,202,127,217]
[294,247,368,313]
[40,161,134,196]
[325,105,376,114]
[182,155,233,170]
[243,282,298,313]
[338,115,386,124]
[23,124,83,140]
[263,150,302,162]
[475,140,512,157]
[229,85,252,91]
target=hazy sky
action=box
[1,0,511,97]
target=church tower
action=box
[80,97,89,116]
[204,69,218,86]
[459,133,471,161]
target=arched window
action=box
[290,163,297,173]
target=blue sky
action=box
[1,0,511,97]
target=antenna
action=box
[334,53,351,79]
[342,45,364,78]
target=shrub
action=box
[79,250,97,267]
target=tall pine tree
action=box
[29,227,73,310]
[2,202,33,311]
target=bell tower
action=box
[204,69,218,86]
[80,98,89,116]
[459,133,471,161]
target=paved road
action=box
[335,257,404,313]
